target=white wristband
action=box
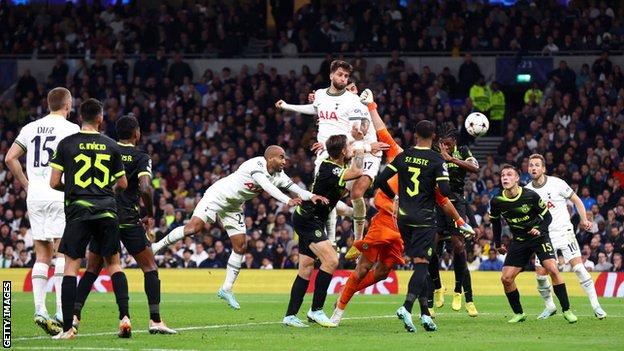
[352,141,364,151]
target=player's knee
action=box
[501,274,514,286]
[325,255,339,271]
[376,265,391,280]
[187,218,204,234]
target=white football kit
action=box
[193,156,309,236]
[14,114,80,241]
[311,88,381,179]
[525,176,581,264]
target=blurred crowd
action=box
[0,7,623,273]
[1,1,623,58]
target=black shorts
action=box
[504,235,556,268]
[435,196,468,240]
[293,210,328,259]
[119,225,150,256]
[59,218,120,259]
[398,223,437,260]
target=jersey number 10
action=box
[74,153,112,188]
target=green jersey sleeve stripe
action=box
[114,170,126,178]
[436,177,450,181]
[50,162,64,171]
[387,164,397,172]
[14,140,27,151]
[137,171,152,178]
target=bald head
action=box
[264,145,286,173]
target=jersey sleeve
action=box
[435,159,450,183]
[111,145,126,179]
[488,197,500,219]
[49,139,65,172]
[319,162,344,188]
[531,190,549,217]
[347,103,370,122]
[137,153,152,179]
[14,124,30,151]
[249,159,269,178]
[460,145,474,160]
[376,128,401,161]
[557,178,574,199]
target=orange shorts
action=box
[353,212,405,267]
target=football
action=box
[465,112,490,137]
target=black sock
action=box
[286,275,309,316]
[144,270,161,322]
[428,254,442,290]
[463,268,474,303]
[111,272,130,320]
[505,289,523,314]
[453,252,466,293]
[426,272,434,308]
[403,263,428,313]
[74,271,98,320]
[311,270,333,311]
[419,296,430,316]
[552,283,570,311]
[61,276,77,332]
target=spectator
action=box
[479,249,504,271]
[181,249,197,268]
[595,252,613,272]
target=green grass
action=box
[9,292,623,351]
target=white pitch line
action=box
[13,312,623,342]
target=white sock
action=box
[352,197,366,241]
[32,262,49,315]
[53,257,65,316]
[572,263,600,309]
[336,201,353,217]
[536,274,556,310]
[222,252,244,292]
[152,225,186,253]
[325,208,337,244]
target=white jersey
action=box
[14,114,80,203]
[206,156,293,212]
[524,175,575,236]
[312,88,373,144]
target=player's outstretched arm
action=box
[251,172,296,204]
[113,174,128,193]
[275,100,316,115]
[439,144,479,174]
[342,147,365,181]
[139,174,155,218]
[5,143,28,189]
[569,193,592,230]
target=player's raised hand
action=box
[311,141,325,154]
[359,88,374,104]
[439,142,453,162]
[528,228,541,236]
[275,100,285,110]
[580,218,592,231]
[370,142,390,154]
[308,91,316,103]
[311,195,329,205]
[288,197,303,207]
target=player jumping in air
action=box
[524,154,606,319]
[5,87,79,335]
[71,115,177,334]
[50,99,132,339]
[283,134,364,328]
[489,164,577,324]
[275,60,382,256]
[374,120,451,333]
[152,145,326,309]
[330,89,474,325]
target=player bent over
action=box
[331,90,473,325]
[374,120,451,333]
[152,145,325,309]
[489,164,577,324]
[71,115,176,334]
[49,99,132,339]
[283,134,363,328]
[525,154,606,319]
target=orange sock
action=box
[355,269,378,291]
[337,271,361,310]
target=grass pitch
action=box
[9,292,623,350]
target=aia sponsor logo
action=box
[24,268,113,292]
[318,111,338,121]
[306,270,398,294]
[594,272,624,297]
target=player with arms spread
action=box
[432,122,480,316]
[330,90,474,325]
[4,87,79,335]
[49,99,132,339]
[283,134,363,328]
[524,154,606,319]
[275,61,383,255]
[374,120,450,333]
[489,164,577,324]
[71,115,177,334]
[152,145,326,309]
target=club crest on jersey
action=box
[318,110,338,121]
[519,204,531,213]
[332,167,342,176]
[315,230,323,238]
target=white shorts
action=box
[192,193,246,237]
[535,226,580,266]
[28,201,65,241]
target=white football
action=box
[464,112,490,137]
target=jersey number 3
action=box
[74,153,111,188]
[406,167,421,197]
